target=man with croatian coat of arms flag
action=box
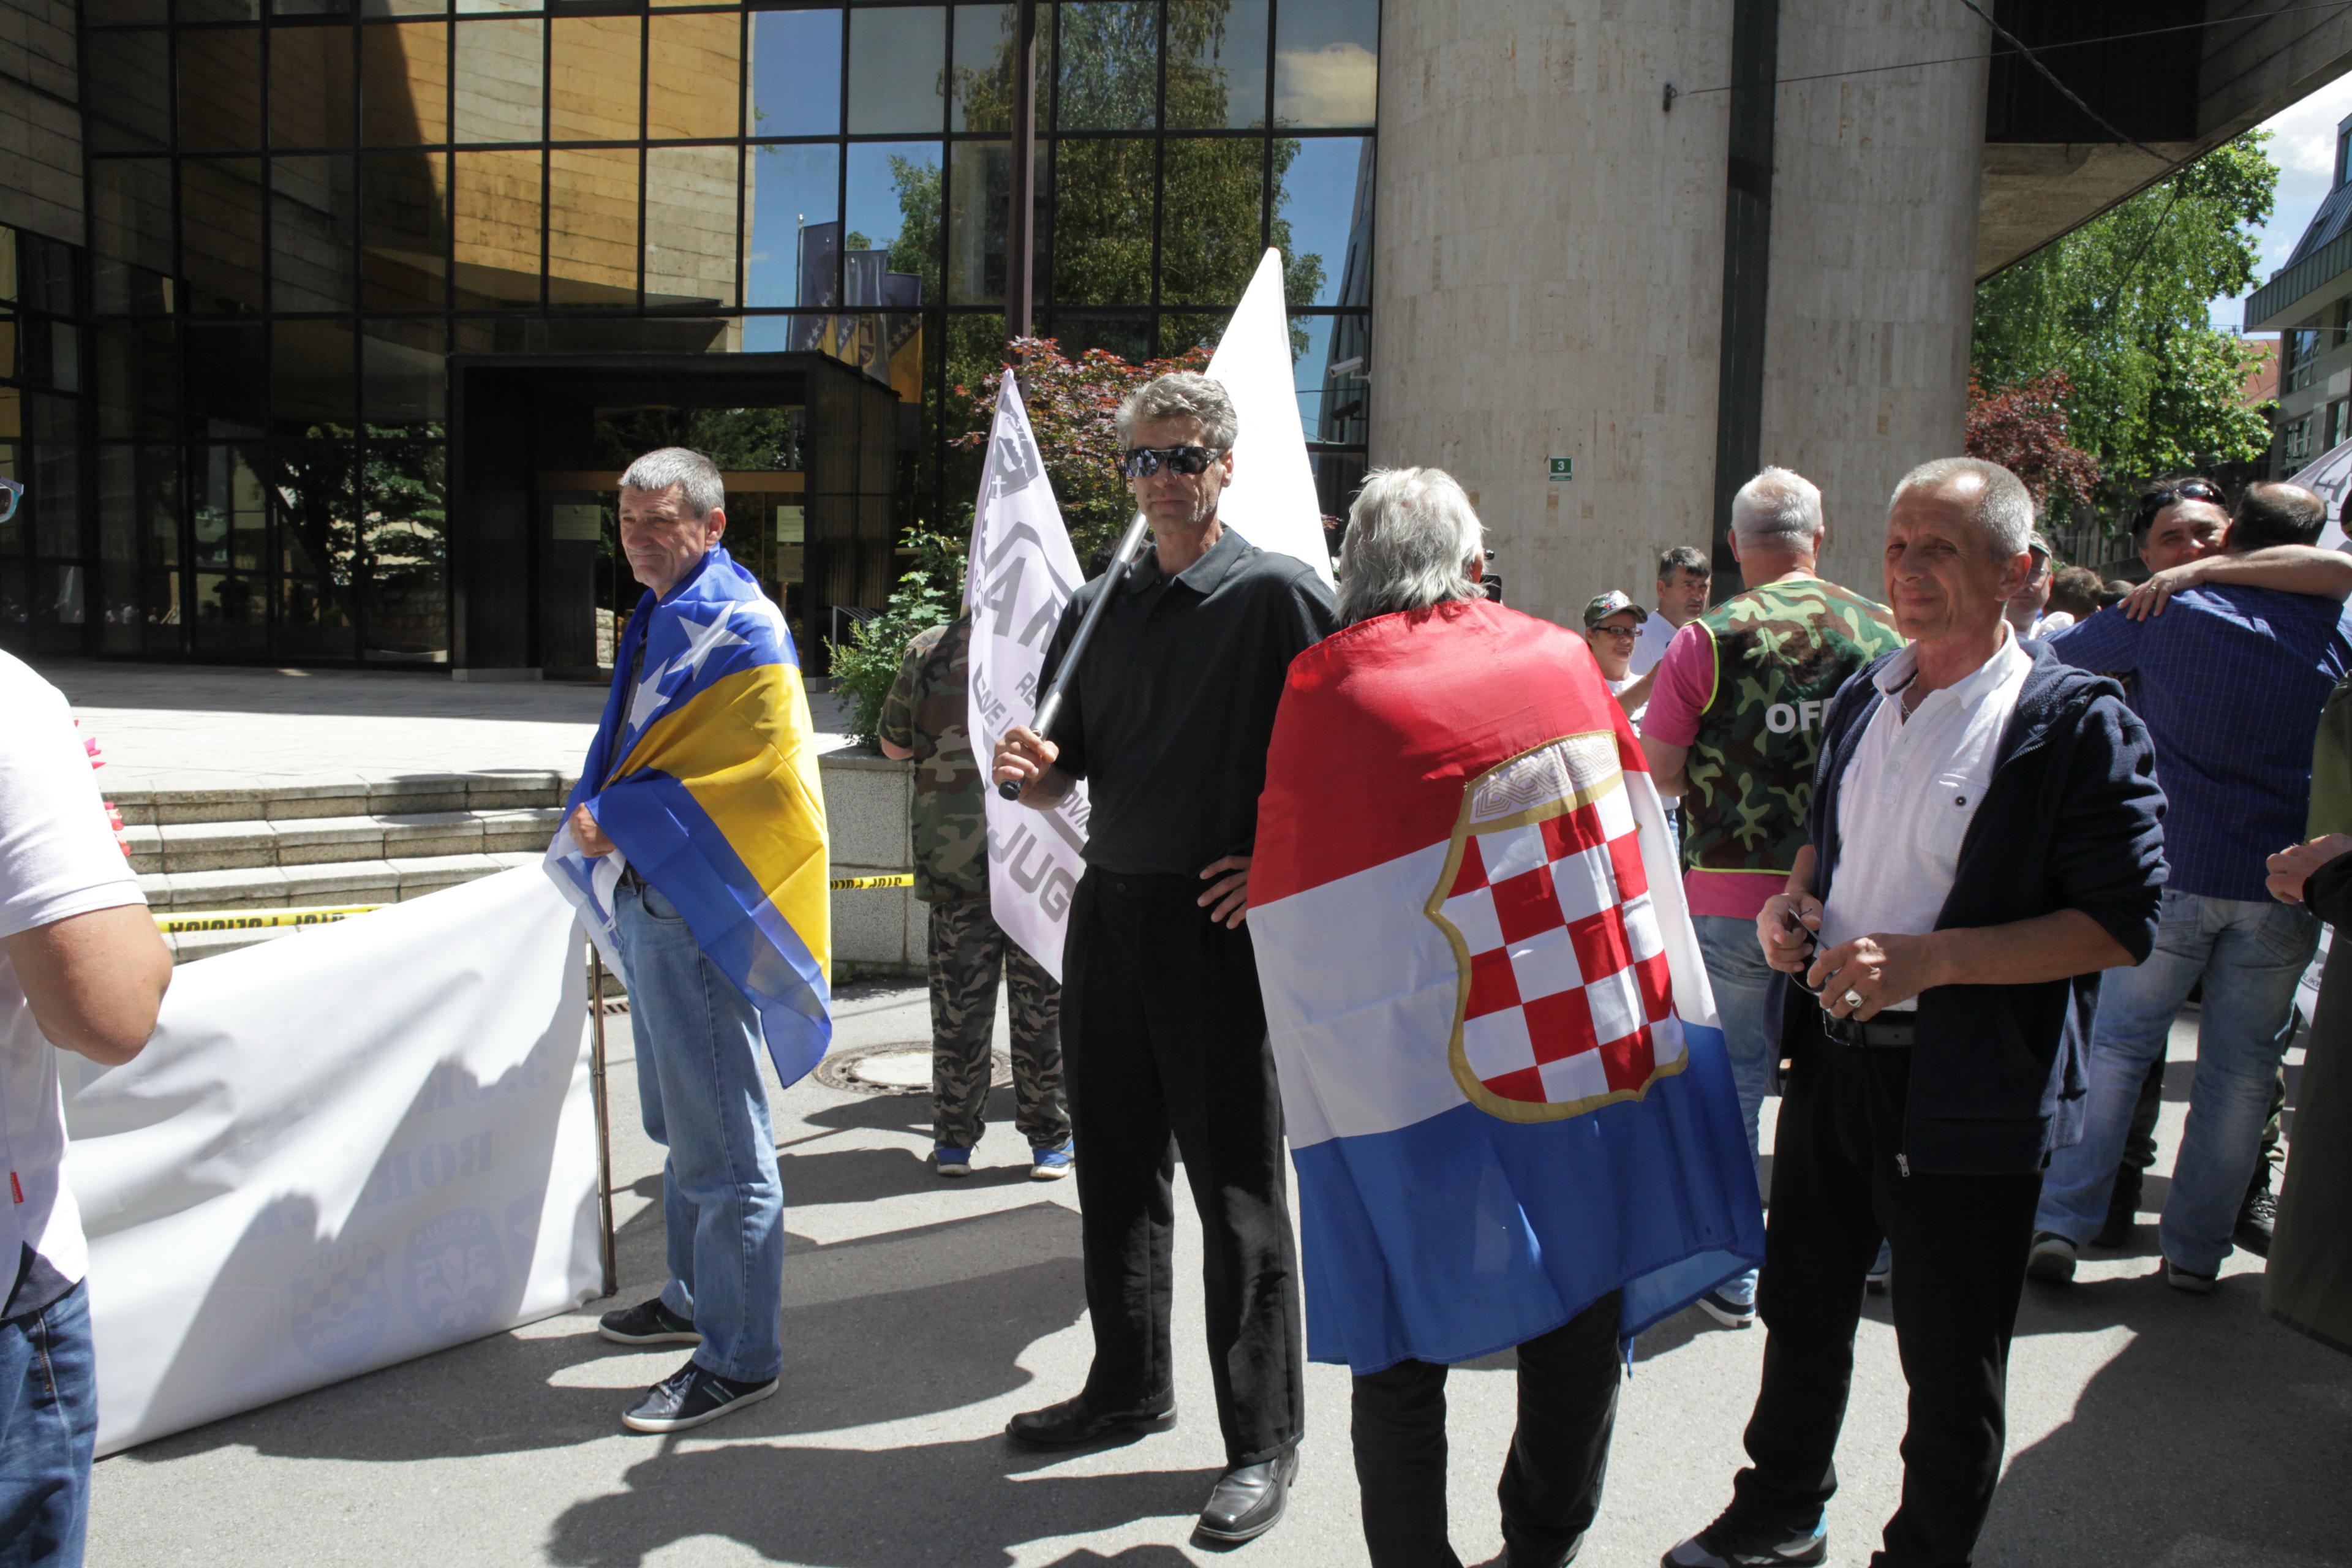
[545,447,832,1437]
[1246,466,1767,1568]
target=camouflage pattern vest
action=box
[1681,578,1904,881]
[880,616,988,902]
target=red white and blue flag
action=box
[1248,598,1765,1371]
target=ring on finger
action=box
[1842,989,1864,1008]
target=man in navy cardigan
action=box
[1663,457,2165,1568]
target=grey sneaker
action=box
[2027,1231,2077,1286]
[598,1298,701,1346]
[622,1359,779,1434]
[1662,1509,1828,1567]
[2163,1257,2218,1295]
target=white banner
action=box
[2287,438,2352,552]
[967,375,1093,979]
[1207,248,1341,586]
[64,867,602,1455]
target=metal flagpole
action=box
[997,511,1151,799]
[1007,0,1039,342]
[587,943,619,1300]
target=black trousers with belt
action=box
[1730,1011,2041,1568]
[1349,1292,1623,1568]
[1061,869,1305,1466]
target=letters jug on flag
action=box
[1247,596,1767,1372]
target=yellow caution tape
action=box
[828,873,916,890]
[156,905,383,935]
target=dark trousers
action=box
[1732,1016,2041,1568]
[1061,869,1305,1466]
[1350,1293,1622,1568]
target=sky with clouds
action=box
[2212,75,2352,333]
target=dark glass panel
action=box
[182,159,269,314]
[946,140,1008,306]
[85,31,173,152]
[644,146,738,310]
[1167,0,1267,130]
[360,317,446,434]
[1306,447,1365,533]
[272,154,359,311]
[453,17,544,144]
[0,317,13,378]
[94,445,178,650]
[180,30,265,151]
[1314,312,1371,444]
[846,6,944,135]
[360,438,447,661]
[193,447,269,576]
[363,149,448,309]
[843,141,940,305]
[363,0,445,17]
[1056,2,1156,132]
[1273,0,1378,127]
[550,15,640,143]
[1046,137,1152,306]
[1271,134,1370,306]
[86,0,167,23]
[273,318,358,435]
[15,233,76,316]
[271,24,358,148]
[450,148,542,307]
[647,13,741,140]
[89,159,175,312]
[1158,137,1264,305]
[362,22,451,145]
[181,0,262,19]
[951,3,1015,133]
[93,321,177,440]
[1047,311,1150,361]
[272,441,360,658]
[31,442,80,556]
[551,147,640,308]
[747,8,842,138]
[276,0,355,19]
[185,320,270,437]
[1156,310,1223,358]
[743,144,839,308]
[31,562,86,646]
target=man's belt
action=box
[1820,1010,1915,1049]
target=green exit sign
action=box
[1548,456,1574,482]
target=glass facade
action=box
[40,0,1378,665]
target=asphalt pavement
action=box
[85,987,2352,1568]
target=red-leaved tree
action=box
[1964,369,2103,517]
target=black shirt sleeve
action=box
[1281,562,1340,655]
[2046,687,2168,965]
[1037,584,1093,780]
[2305,848,2352,926]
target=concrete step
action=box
[124,807,564,875]
[142,850,548,917]
[108,770,577,827]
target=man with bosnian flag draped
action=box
[1247,468,1765,1568]
[544,447,829,1438]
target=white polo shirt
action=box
[1627,612,1680,680]
[0,653,145,1317]
[1818,627,2032,1012]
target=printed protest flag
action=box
[1246,597,1766,1371]
[545,548,832,1086]
[1206,247,1340,587]
[966,374,1092,979]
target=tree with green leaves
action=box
[1973,133,2278,512]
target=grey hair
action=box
[1115,372,1239,452]
[1891,456,2032,558]
[1657,545,1711,580]
[619,447,726,518]
[1335,467,1487,627]
[1730,467,1825,549]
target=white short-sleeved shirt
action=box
[1627,612,1680,680]
[1819,628,2031,1012]
[0,653,145,1316]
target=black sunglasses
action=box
[1117,445,1223,480]
[2138,478,2222,514]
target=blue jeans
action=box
[0,1281,96,1568]
[2037,890,2318,1273]
[614,879,786,1384]
[1693,913,1784,1307]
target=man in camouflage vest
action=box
[1637,467,1904,1330]
[878,614,1072,1179]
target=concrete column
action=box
[1757,2,1989,595]
[1370,0,1735,628]
[1371,0,1991,623]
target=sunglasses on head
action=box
[2141,478,2222,513]
[1116,445,1223,480]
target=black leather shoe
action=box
[1194,1449,1298,1546]
[1005,1392,1175,1449]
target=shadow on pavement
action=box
[119,1202,1087,1466]
[545,1434,1218,1567]
[1981,1274,2352,1564]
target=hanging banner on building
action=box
[967,375,1092,979]
[64,867,602,1457]
[2288,438,2352,552]
[1207,248,1341,586]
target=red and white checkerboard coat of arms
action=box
[1425,732,1687,1122]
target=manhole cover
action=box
[813,1041,1012,1096]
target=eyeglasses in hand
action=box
[1116,445,1223,480]
[0,478,20,526]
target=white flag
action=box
[967,375,1091,979]
[1207,247,1340,586]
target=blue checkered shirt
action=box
[2048,587,2352,900]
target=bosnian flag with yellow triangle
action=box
[546,546,832,1085]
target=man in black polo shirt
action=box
[993,371,1335,1546]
